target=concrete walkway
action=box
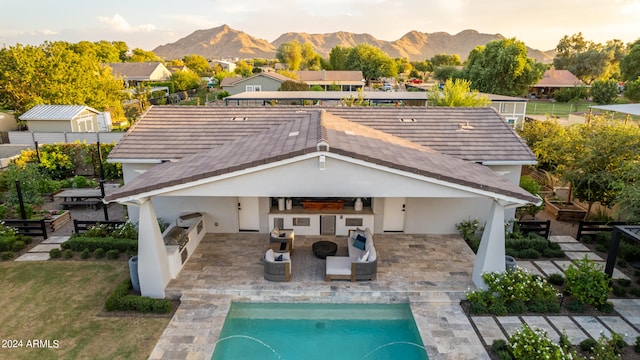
[14,235,70,261]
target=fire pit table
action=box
[312,241,338,259]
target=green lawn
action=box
[526,100,593,117]
[0,261,170,359]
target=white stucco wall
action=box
[404,197,492,234]
[151,196,239,233]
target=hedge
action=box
[105,278,172,314]
[62,237,137,253]
[0,235,32,252]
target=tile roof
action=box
[19,105,100,121]
[106,109,538,204]
[109,106,535,164]
[534,69,584,88]
[296,70,364,82]
[220,72,292,87]
[107,62,168,80]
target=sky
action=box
[1,0,639,53]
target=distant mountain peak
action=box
[152,25,553,63]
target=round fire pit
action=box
[312,241,337,259]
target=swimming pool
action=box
[211,302,428,360]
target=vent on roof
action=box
[231,117,247,121]
[344,130,355,136]
[458,121,474,131]
[289,131,299,137]
[399,118,416,122]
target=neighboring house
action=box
[220,72,293,95]
[18,105,111,132]
[209,60,236,72]
[105,106,538,298]
[485,93,528,129]
[529,67,585,99]
[296,70,365,91]
[107,62,172,88]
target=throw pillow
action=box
[275,254,283,262]
[354,239,366,250]
[265,249,275,262]
[357,250,370,262]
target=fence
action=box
[4,219,48,239]
[576,221,628,242]
[516,220,551,239]
[8,131,125,147]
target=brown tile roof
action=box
[296,70,364,82]
[109,106,535,164]
[534,69,584,88]
[105,109,537,203]
[220,72,292,87]
[107,62,168,80]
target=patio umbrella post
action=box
[35,141,40,163]
[97,141,104,180]
[100,180,109,221]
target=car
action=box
[381,83,393,91]
[407,78,423,84]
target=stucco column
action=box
[472,200,506,289]
[137,198,171,298]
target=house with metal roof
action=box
[18,104,111,132]
[105,106,538,298]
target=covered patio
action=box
[152,232,489,359]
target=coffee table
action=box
[312,241,337,259]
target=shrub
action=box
[94,248,105,259]
[548,273,565,286]
[49,248,61,258]
[104,278,171,314]
[580,338,598,352]
[616,278,632,287]
[80,248,90,259]
[59,175,97,189]
[635,336,640,353]
[63,237,137,253]
[566,298,585,313]
[506,300,527,314]
[1,251,14,260]
[491,339,509,353]
[495,350,512,360]
[63,249,73,259]
[11,240,26,252]
[630,287,640,297]
[597,301,615,314]
[106,249,119,260]
[488,299,508,316]
[612,284,628,297]
[564,256,611,306]
[508,323,567,359]
[517,248,541,259]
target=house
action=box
[18,105,111,132]
[209,59,236,72]
[107,62,172,88]
[105,106,538,298]
[296,70,365,91]
[529,67,585,99]
[220,72,293,95]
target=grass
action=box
[0,261,170,359]
[527,98,640,121]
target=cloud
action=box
[97,14,156,33]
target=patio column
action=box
[137,198,171,298]
[472,199,506,289]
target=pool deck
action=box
[151,233,486,359]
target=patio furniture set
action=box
[263,228,378,282]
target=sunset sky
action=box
[1,0,638,52]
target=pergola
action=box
[605,225,640,277]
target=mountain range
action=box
[153,24,555,63]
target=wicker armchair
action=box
[263,249,291,282]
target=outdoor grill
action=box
[163,225,189,250]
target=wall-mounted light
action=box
[319,155,326,170]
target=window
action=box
[246,85,254,92]
[293,218,310,226]
[245,85,261,92]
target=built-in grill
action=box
[163,225,189,250]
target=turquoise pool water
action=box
[211,302,428,360]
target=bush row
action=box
[105,278,172,314]
[62,236,137,253]
[0,235,32,252]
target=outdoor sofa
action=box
[325,228,377,281]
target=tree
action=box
[552,118,640,219]
[183,54,211,76]
[394,58,412,74]
[279,80,308,91]
[345,44,397,81]
[0,41,124,117]
[430,54,461,67]
[553,33,624,84]
[170,70,201,92]
[462,38,544,96]
[276,40,303,70]
[590,79,619,105]
[212,70,235,85]
[329,45,350,70]
[427,79,490,107]
[518,119,567,172]
[234,60,253,77]
[621,39,640,81]
[129,48,162,62]
[433,66,463,82]
[623,78,640,102]
[301,43,321,70]
[410,60,433,79]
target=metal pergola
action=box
[605,225,640,277]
